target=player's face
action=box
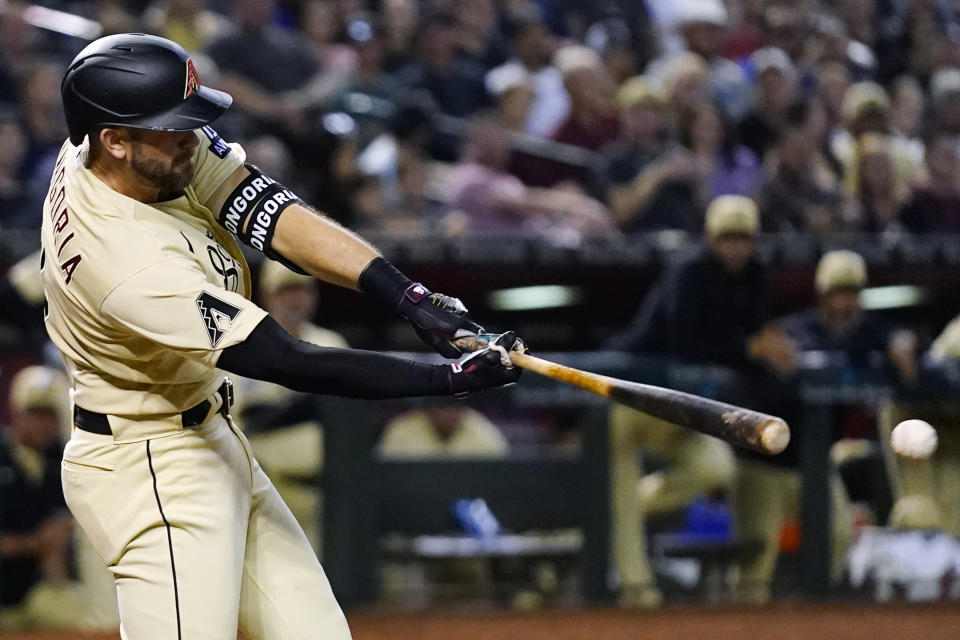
[128,129,199,200]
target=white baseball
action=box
[891,419,938,460]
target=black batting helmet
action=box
[61,33,232,145]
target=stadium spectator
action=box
[899,132,960,233]
[831,82,923,192]
[487,17,569,138]
[233,261,349,551]
[817,60,853,137]
[206,0,324,129]
[677,101,763,204]
[658,52,712,128]
[929,67,960,137]
[738,47,798,161]
[393,11,490,118]
[0,367,118,631]
[301,0,359,78]
[0,3,37,104]
[381,0,420,72]
[585,12,644,86]
[550,46,620,152]
[890,76,927,168]
[485,64,536,132]
[602,76,702,232]
[656,0,751,120]
[0,109,42,229]
[844,133,911,232]
[326,15,405,148]
[444,115,611,238]
[757,110,844,233]
[144,0,230,53]
[307,112,362,226]
[454,0,508,69]
[17,59,68,196]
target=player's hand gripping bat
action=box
[454,335,789,455]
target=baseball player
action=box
[44,33,522,640]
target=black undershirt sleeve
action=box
[217,316,452,398]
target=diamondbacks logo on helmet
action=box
[184,58,200,99]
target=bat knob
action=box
[760,419,790,455]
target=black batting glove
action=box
[447,331,523,397]
[399,284,483,358]
[358,257,482,358]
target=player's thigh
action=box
[65,422,255,640]
[239,463,351,640]
[114,522,248,640]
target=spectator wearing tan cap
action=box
[830,82,923,199]
[602,76,700,232]
[1,367,118,632]
[231,261,349,551]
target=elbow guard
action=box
[218,163,306,270]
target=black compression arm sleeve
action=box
[218,316,452,398]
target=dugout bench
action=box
[319,397,611,607]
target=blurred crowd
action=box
[2,0,960,240]
[5,0,960,629]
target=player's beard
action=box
[130,144,195,201]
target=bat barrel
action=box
[452,336,790,455]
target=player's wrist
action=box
[357,257,414,308]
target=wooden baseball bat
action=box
[454,337,790,455]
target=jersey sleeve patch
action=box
[196,291,242,347]
[201,126,231,159]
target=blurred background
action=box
[3,0,960,637]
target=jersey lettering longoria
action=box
[40,130,267,424]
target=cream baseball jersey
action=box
[41,128,267,435]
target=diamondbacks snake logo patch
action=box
[196,291,242,347]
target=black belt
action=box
[74,380,234,436]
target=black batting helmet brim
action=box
[71,85,232,145]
